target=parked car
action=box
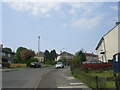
[55,62,64,68]
[81,60,112,70]
[30,61,41,68]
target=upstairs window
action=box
[8,53,11,57]
[2,52,5,56]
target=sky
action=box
[0,1,119,54]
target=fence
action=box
[10,63,27,68]
[71,67,107,88]
[70,64,120,89]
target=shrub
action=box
[2,62,10,68]
[26,58,38,67]
[14,58,38,67]
[71,56,79,64]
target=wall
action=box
[96,24,119,62]
[96,40,106,62]
[104,25,119,61]
[118,24,120,53]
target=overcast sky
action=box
[1,1,118,54]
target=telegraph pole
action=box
[38,36,40,56]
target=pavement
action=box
[1,68,26,72]
[37,66,92,89]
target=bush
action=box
[44,60,55,65]
[2,62,10,68]
[26,58,38,67]
[71,56,79,64]
[14,58,38,67]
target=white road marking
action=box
[57,86,73,88]
[66,76,75,80]
[64,76,75,80]
[70,83,84,85]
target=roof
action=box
[95,37,104,50]
[85,53,98,57]
[95,22,120,50]
[35,52,44,57]
[59,51,74,56]
[2,48,15,54]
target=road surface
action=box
[2,66,91,89]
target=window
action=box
[8,53,11,57]
[5,53,8,57]
[116,55,118,62]
[2,52,5,56]
[0,51,2,56]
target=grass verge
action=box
[71,68,116,88]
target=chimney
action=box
[116,22,120,25]
[60,51,62,54]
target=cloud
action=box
[8,2,32,11]
[8,2,102,17]
[68,2,103,16]
[7,2,104,29]
[69,8,76,14]
[110,6,118,11]
[71,15,103,29]
[8,2,61,16]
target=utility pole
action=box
[38,36,40,57]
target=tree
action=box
[75,49,86,64]
[15,47,27,60]
[50,50,57,60]
[60,57,67,65]
[20,49,35,60]
[71,56,79,64]
[44,50,50,61]
[44,50,58,65]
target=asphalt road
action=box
[2,66,54,88]
[2,66,91,89]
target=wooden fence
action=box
[70,64,120,88]
[10,63,27,68]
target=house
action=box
[96,22,120,62]
[56,51,74,65]
[85,53,98,61]
[34,52,44,62]
[0,45,15,63]
[56,51,74,61]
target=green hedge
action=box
[14,58,38,67]
[2,62,10,68]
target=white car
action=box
[55,62,64,68]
